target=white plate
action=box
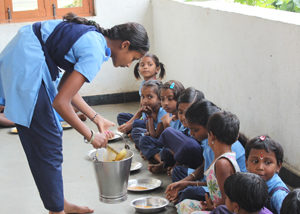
[130,161,142,172]
[108,131,123,142]
[127,178,162,192]
[131,197,169,213]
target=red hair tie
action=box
[259,135,266,141]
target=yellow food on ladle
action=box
[107,145,127,161]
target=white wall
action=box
[152,0,300,171]
[0,0,152,96]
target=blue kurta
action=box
[0,20,110,128]
[267,173,289,214]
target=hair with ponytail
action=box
[63,13,149,54]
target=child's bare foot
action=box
[64,200,94,214]
[148,162,165,174]
[139,151,146,160]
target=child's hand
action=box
[118,122,132,133]
[165,181,188,203]
[161,114,175,128]
[200,193,215,211]
[142,106,153,117]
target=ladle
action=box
[107,145,127,161]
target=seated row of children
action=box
[116,53,297,214]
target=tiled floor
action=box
[0,102,176,214]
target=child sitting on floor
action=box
[165,100,247,204]
[158,87,205,174]
[176,111,241,213]
[207,172,272,214]
[117,53,165,134]
[130,79,166,149]
[139,80,185,173]
[245,135,289,214]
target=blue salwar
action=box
[16,82,64,211]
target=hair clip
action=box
[170,82,175,89]
[259,135,266,141]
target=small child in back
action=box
[245,135,289,214]
[280,188,300,214]
[176,111,241,213]
[117,53,165,134]
[209,172,272,214]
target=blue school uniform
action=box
[266,173,289,214]
[131,107,167,148]
[138,113,181,159]
[160,127,203,169]
[139,80,145,96]
[0,20,110,211]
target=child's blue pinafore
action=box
[0,20,110,211]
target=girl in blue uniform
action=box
[0,13,149,214]
[130,80,167,148]
[245,135,289,214]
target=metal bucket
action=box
[92,148,133,203]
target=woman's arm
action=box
[53,70,111,148]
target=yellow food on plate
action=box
[10,127,18,134]
[128,186,148,191]
[135,205,152,208]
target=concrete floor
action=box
[0,102,176,214]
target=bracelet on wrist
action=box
[84,130,95,144]
[91,113,98,122]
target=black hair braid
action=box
[63,13,149,54]
[63,12,109,36]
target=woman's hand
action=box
[91,132,108,148]
[94,114,115,135]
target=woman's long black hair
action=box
[63,13,149,54]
